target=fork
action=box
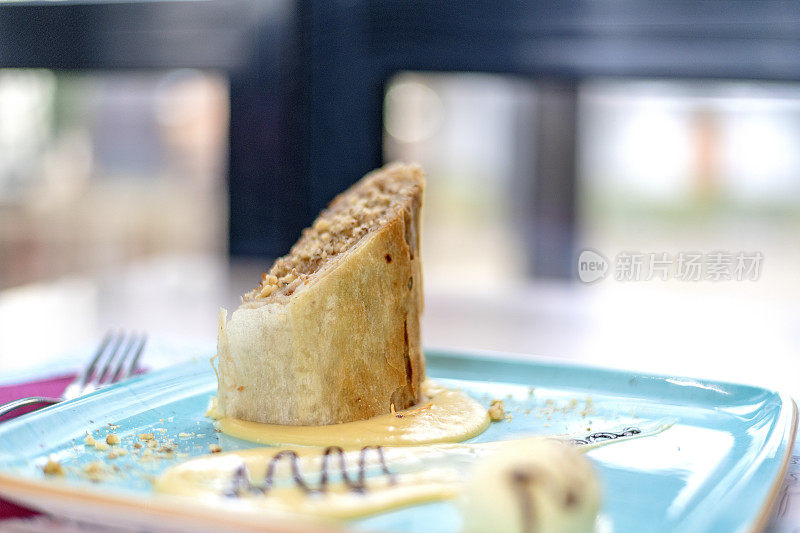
[0,331,147,421]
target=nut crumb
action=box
[106,434,120,445]
[83,461,105,479]
[133,442,142,449]
[209,444,222,453]
[42,459,64,476]
[138,433,155,441]
[488,400,505,421]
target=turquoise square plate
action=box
[0,349,795,532]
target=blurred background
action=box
[1,1,800,392]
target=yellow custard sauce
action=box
[214,381,491,447]
[154,425,671,520]
[156,449,461,520]
[155,440,546,519]
[170,371,675,522]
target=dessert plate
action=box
[0,349,794,533]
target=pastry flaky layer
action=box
[216,163,425,426]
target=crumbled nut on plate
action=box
[133,442,142,449]
[42,459,64,476]
[138,433,155,441]
[84,461,105,476]
[209,444,222,453]
[488,399,506,421]
[106,434,120,445]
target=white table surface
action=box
[1,253,799,531]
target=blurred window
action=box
[579,79,800,298]
[384,72,536,292]
[0,69,229,289]
[385,74,800,298]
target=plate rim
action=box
[748,397,797,533]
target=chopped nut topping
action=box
[209,444,222,453]
[259,285,274,298]
[244,166,422,302]
[106,434,120,445]
[138,433,155,441]
[313,218,330,232]
[42,459,64,476]
[488,400,506,421]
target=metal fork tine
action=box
[76,330,115,388]
[110,332,144,382]
[1,330,149,420]
[126,334,147,379]
[92,331,126,388]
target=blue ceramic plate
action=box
[0,349,795,532]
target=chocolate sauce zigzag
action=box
[227,445,396,497]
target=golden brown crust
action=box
[216,163,425,425]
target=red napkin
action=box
[0,374,75,520]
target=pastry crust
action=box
[216,163,425,425]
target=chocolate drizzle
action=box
[227,445,395,497]
[570,426,641,446]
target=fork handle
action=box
[0,397,61,422]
